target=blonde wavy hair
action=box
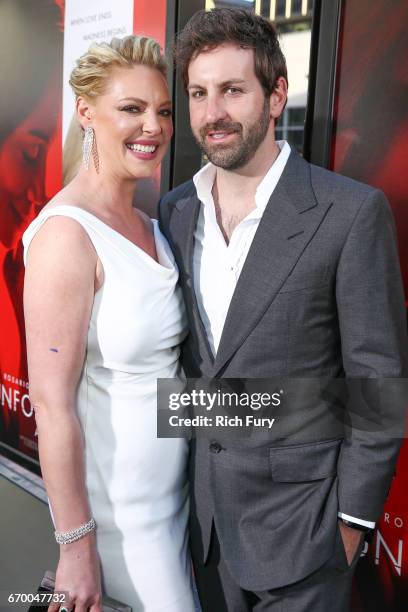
[69,35,167,99]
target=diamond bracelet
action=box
[54,517,96,545]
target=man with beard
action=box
[158,8,408,612]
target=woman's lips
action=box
[125,141,159,160]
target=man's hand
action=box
[338,520,364,566]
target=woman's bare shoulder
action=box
[26,212,96,270]
[32,183,96,250]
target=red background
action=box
[331,0,408,608]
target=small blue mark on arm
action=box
[49,348,59,353]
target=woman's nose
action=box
[142,112,162,135]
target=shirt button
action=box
[209,441,223,453]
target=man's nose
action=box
[205,95,228,124]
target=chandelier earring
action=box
[83,125,96,170]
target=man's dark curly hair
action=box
[175,8,288,97]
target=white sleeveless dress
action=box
[22,205,195,612]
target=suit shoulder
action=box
[309,162,387,215]
[161,179,196,207]
[310,163,374,196]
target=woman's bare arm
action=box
[24,215,102,611]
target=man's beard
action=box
[195,98,271,170]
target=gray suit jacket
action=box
[159,149,408,590]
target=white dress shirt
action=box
[193,140,291,355]
[191,139,374,530]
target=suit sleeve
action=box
[335,188,408,523]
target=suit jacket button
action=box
[209,441,223,453]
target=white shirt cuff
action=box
[338,512,375,529]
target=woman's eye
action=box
[160,109,172,117]
[122,105,141,113]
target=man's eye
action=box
[226,87,242,94]
[122,105,142,113]
[191,90,205,99]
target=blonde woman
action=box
[22,36,195,612]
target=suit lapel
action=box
[169,192,200,285]
[169,192,215,367]
[213,151,333,376]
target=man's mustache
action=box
[200,121,242,139]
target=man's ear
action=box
[76,96,94,130]
[269,77,288,122]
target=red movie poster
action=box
[132,0,168,212]
[331,1,408,609]
[0,0,64,461]
[133,0,167,49]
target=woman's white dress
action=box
[22,205,195,611]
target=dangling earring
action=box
[82,125,95,170]
[92,131,99,174]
